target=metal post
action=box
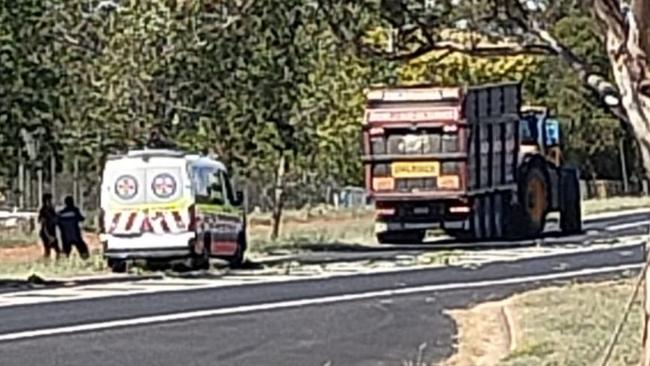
[37,166,43,208]
[641,233,650,366]
[50,154,56,202]
[25,166,31,209]
[73,156,79,205]
[620,137,629,193]
[18,160,24,209]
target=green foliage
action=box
[0,0,633,213]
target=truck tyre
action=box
[108,259,127,273]
[377,230,425,244]
[560,168,582,235]
[520,166,549,237]
[492,193,505,239]
[469,196,484,241]
[482,195,494,240]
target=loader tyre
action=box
[560,168,582,235]
[520,166,549,237]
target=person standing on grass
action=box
[38,193,60,259]
[56,196,90,259]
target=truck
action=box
[361,82,582,244]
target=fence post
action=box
[73,156,79,205]
[641,233,650,366]
[50,154,56,202]
[18,161,24,209]
[25,166,31,209]
[37,165,43,207]
[619,137,629,193]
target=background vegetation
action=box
[0,1,638,230]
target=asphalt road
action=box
[0,210,648,366]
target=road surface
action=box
[0,209,647,366]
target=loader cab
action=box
[520,107,562,166]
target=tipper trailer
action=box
[362,82,582,244]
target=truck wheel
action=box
[469,197,481,241]
[492,194,504,239]
[483,195,494,240]
[560,169,582,235]
[108,259,127,273]
[521,167,549,236]
[377,230,425,244]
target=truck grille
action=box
[395,178,437,192]
[386,133,458,154]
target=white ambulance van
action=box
[99,149,247,272]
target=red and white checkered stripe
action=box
[107,210,189,235]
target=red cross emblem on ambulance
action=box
[152,173,177,198]
[115,175,138,200]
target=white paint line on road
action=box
[585,208,650,221]
[0,262,642,343]
[606,220,650,232]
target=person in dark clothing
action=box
[57,196,90,259]
[38,193,60,259]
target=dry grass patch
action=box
[248,209,374,253]
[445,279,641,366]
[583,196,650,216]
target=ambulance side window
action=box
[208,172,225,205]
[193,167,214,204]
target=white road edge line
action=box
[0,262,642,342]
[607,220,650,232]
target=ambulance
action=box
[99,149,247,272]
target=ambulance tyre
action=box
[191,235,211,270]
[108,259,127,273]
[228,232,246,268]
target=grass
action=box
[583,195,650,216]
[0,251,110,279]
[0,231,37,248]
[247,208,374,254]
[498,279,641,366]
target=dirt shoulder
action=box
[442,301,518,366]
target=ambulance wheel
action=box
[228,232,246,268]
[108,259,127,273]
[191,236,211,270]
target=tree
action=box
[318,0,650,179]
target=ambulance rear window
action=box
[106,160,184,204]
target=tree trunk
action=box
[594,1,650,363]
[270,154,286,240]
[595,0,650,179]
